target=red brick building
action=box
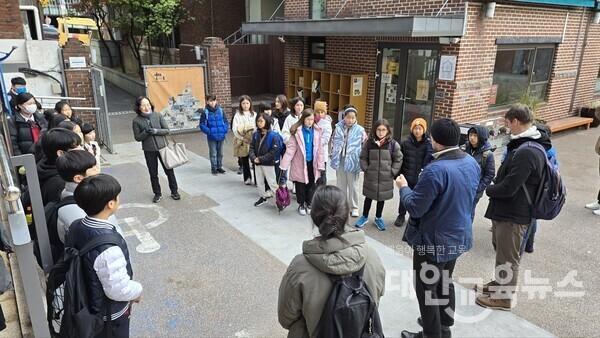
[179,0,247,45]
[243,0,600,141]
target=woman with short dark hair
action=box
[131,96,180,203]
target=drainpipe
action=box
[570,9,591,113]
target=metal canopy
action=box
[242,16,465,37]
[513,0,598,8]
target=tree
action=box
[73,0,125,72]
[110,0,190,79]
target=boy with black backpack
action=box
[56,174,142,337]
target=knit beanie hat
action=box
[430,118,460,147]
[411,118,427,133]
[314,101,327,112]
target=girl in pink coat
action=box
[280,109,326,216]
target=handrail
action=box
[0,132,20,213]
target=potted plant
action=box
[580,100,600,128]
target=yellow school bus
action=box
[57,17,98,46]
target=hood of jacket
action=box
[506,126,552,152]
[37,159,59,181]
[465,125,491,151]
[302,229,367,276]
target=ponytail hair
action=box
[310,185,349,244]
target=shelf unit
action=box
[287,67,368,126]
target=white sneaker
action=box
[298,205,307,216]
[244,179,253,185]
[306,204,311,215]
[585,201,600,210]
[594,209,600,216]
[351,210,359,217]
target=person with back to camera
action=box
[279,109,325,216]
[355,119,403,231]
[278,185,386,337]
[67,174,142,337]
[131,96,180,203]
[396,118,479,338]
[330,105,367,217]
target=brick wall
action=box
[202,37,232,117]
[283,0,600,130]
[0,0,24,39]
[62,38,97,126]
[180,0,246,45]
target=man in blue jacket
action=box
[396,118,480,338]
[199,94,229,175]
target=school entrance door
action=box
[374,44,440,142]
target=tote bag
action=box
[159,135,189,169]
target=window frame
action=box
[309,0,327,20]
[490,44,556,108]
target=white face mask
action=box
[24,104,37,115]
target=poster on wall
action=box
[438,55,457,81]
[385,84,397,104]
[381,73,392,84]
[353,77,363,96]
[416,80,429,101]
[144,65,207,131]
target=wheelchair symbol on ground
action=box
[118,203,169,253]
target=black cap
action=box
[430,118,460,147]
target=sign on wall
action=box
[438,55,457,81]
[144,65,207,131]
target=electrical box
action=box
[51,83,62,94]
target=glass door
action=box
[399,49,439,138]
[375,45,440,141]
[375,48,402,136]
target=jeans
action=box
[413,251,456,338]
[207,139,224,170]
[144,151,178,196]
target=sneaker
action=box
[585,201,600,210]
[594,209,600,216]
[400,331,424,338]
[374,218,387,231]
[237,166,243,175]
[417,317,451,338]
[355,215,369,228]
[298,205,307,216]
[211,169,218,175]
[475,296,511,311]
[306,204,312,215]
[217,168,226,174]
[171,192,181,200]
[254,197,268,207]
[394,215,406,227]
[244,179,253,185]
[152,194,162,203]
[472,280,500,295]
[351,210,359,217]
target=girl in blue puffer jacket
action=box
[199,94,229,175]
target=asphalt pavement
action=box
[104,81,600,337]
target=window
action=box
[596,67,600,93]
[309,37,326,69]
[310,0,327,19]
[491,45,555,107]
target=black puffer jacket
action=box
[8,112,47,155]
[400,133,430,187]
[249,130,280,166]
[485,131,552,224]
[464,125,496,199]
[360,139,403,201]
[37,159,65,205]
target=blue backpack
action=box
[516,141,566,220]
[265,131,286,161]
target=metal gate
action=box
[91,67,114,153]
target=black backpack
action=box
[47,231,123,338]
[316,266,384,338]
[44,195,77,262]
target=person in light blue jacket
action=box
[330,106,366,217]
[199,94,229,175]
[396,118,479,338]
